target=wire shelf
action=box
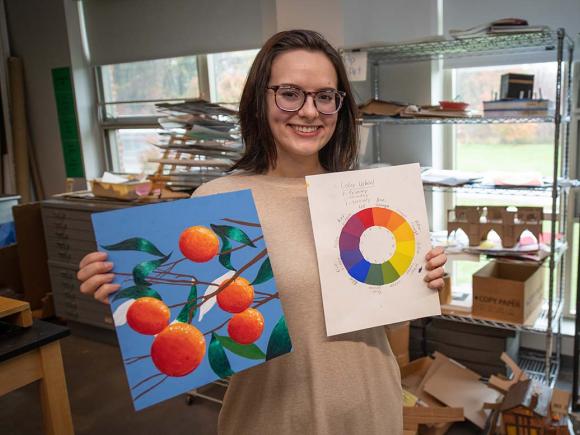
[422,183,562,197]
[438,299,563,334]
[424,183,555,196]
[519,350,560,387]
[359,115,568,125]
[343,31,572,63]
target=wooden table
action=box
[0,319,74,434]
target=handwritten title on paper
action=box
[340,179,375,208]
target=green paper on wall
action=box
[51,67,84,178]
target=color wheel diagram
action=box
[339,207,416,286]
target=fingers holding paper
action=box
[78,251,120,304]
[424,247,447,290]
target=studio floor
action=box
[0,326,574,435]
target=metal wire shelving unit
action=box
[344,28,575,386]
[359,115,567,125]
[343,30,573,63]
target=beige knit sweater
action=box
[194,173,403,435]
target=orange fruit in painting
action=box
[179,226,220,263]
[217,277,255,313]
[126,297,170,335]
[151,323,206,377]
[228,308,265,345]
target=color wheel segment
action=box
[339,207,415,285]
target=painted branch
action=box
[221,218,261,227]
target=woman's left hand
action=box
[424,246,447,291]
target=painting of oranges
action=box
[92,190,292,411]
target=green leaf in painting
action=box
[216,233,235,271]
[211,224,256,248]
[266,316,292,360]
[208,333,234,379]
[101,237,166,257]
[133,254,171,286]
[111,285,162,302]
[251,257,273,285]
[176,284,198,324]
[216,335,266,360]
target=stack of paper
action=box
[151,100,243,192]
[421,169,482,187]
[483,99,554,118]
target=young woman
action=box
[78,30,447,434]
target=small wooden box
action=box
[0,296,33,327]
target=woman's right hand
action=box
[77,251,120,304]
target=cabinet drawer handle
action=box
[55,231,69,239]
[104,316,113,324]
[52,211,67,219]
[56,242,70,250]
[59,271,74,279]
[55,222,68,230]
[57,251,72,260]
[62,281,77,290]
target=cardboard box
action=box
[472,261,544,324]
[424,340,518,377]
[385,321,410,367]
[438,273,451,305]
[0,243,23,292]
[90,179,152,201]
[12,203,51,309]
[400,354,463,435]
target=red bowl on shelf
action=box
[439,100,469,111]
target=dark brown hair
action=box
[231,29,358,173]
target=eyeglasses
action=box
[267,85,346,115]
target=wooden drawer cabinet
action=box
[42,198,130,330]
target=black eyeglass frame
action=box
[267,85,346,115]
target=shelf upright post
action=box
[557,36,575,384]
[575,223,580,410]
[371,61,381,163]
[546,28,565,383]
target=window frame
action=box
[95,54,212,172]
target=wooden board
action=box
[403,406,464,426]
[0,296,32,327]
[423,358,502,429]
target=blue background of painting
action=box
[91,189,287,411]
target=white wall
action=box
[83,0,276,66]
[275,0,343,47]
[342,0,439,47]
[443,0,580,44]
[5,0,71,196]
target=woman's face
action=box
[266,49,339,163]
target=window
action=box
[453,62,556,209]
[207,49,259,104]
[97,49,258,173]
[447,62,577,317]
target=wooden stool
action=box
[0,298,74,435]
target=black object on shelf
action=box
[500,73,534,99]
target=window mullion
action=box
[197,54,211,101]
